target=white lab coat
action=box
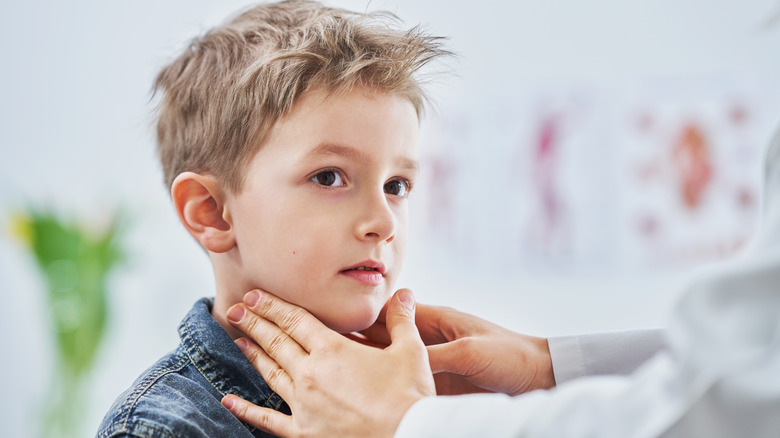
[548,329,667,384]
[396,137,780,437]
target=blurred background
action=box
[2,0,779,436]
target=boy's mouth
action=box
[339,260,386,286]
[339,260,386,275]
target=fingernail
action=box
[235,338,248,351]
[227,305,245,323]
[245,290,260,307]
[398,289,415,309]
[222,396,234,409]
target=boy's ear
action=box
[171,172,235,253]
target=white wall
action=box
[2,1,779,436]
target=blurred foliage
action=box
[9,207,126,437]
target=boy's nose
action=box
[355,191,396,243]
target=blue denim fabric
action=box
[97,298,289,437]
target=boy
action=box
[97,1,446,436]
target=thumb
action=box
[386,289,422,348]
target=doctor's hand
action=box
[221,288,435,438]
[362,303,556,396]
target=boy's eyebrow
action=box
[305,142,419,173]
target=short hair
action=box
[154,0,448,193]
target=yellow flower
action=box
[7,211,33,248]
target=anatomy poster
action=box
[414,77,771,273]
[615,81,765,267]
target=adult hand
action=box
[362,303,555,396]
[221,288,435,438]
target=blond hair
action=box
[154,0,448,193]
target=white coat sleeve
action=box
[547,329,667,384]
[395,137,780,438]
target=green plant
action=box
[10,208,125,438]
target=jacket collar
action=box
[178,298,290,413]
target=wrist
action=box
[380,393,425,438]
[510,335,555,395]
[388,393,429,438]
[535,337,555,390]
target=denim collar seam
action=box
[119,352,190,433]
[181,317,282,409]
[100,416,178,438]
[180,300,285,410]
[180,316,234,398]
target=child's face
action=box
[226,87,419,333]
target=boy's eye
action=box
[311,170,345,187]
[384,179,410,197]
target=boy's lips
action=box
[339,260,386,286]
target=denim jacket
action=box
[97,298,290,437]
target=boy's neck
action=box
[212,295,245,340]
[209,253,252,339]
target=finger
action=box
[235,337,294,401]
[222,394,293,437]
[385,289,424,351]
[227,302,307,373]
[245,290,336,352]
[377,297,446,345]
[414,303,451,345]
[427,340,468,374]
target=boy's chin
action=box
[318,307,381,334]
